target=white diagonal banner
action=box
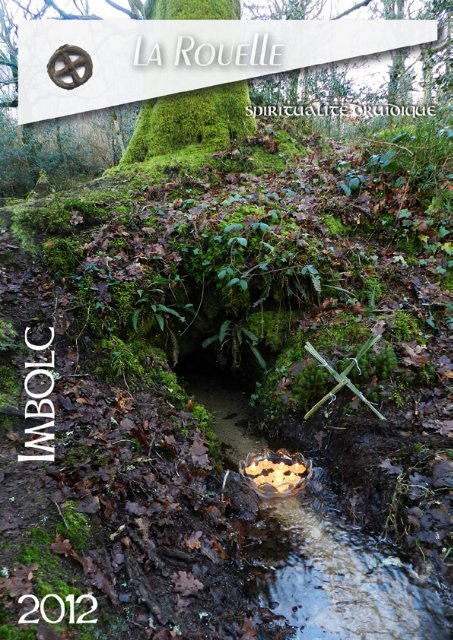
[18,20,437,124]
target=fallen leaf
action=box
[172,571,204,597]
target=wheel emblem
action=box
[47,44,93,90]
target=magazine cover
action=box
[0,1,451,638]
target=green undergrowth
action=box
[367,116,451,208]
[117,127,302,180]
[0,320,21,410]
[0,364,20,410]
[255,311,401,420]
[56,501,91,554]
[10,129,304,261]
[7,124,445,436]
[20,527,84,599]
[0,622,35,640]
[10,174,146,247]
[0,321,18,352]
[97,338,218,455]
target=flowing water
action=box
[186,373,449,640]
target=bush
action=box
[367,113,451,207]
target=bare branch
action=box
[104,0,143,19]
[333,0,373,20]
[43,0,102,20]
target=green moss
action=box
[313,312,369,351]
[56,501,90,553]
[20,529,82,600]
[98,336,146,386]
[0,365,20,409]
[122,83,255,165]
[0,625,35,640]
[274,130,304,157]
[41,237,84,278]
[258,314,399,419]
[247,310,294,352]
[122,0,255,164]
[393,310,421,342]
[153,368,187,407]
[99,337,185,398]
[11,178,143,247]
[146,0,241,19]
[361,275,387,308]
[391,380,411,409]
[117,142,216,180]
[110,281,141,328]
[0,320,18,351]
[324,215,348,236]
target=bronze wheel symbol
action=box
[47,44,93,90]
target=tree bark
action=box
[121,0,255,165]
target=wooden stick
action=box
[303,336,386,421]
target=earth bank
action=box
[0,123,451,636]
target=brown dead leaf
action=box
[51,535,74,557]
[402,343,428,368]
[172,571,204,597]
[185,531,202,550]
[0,564,38,598]
[241,616,258,639]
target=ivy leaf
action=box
[236,237,248,248]
[339,182,351,197]
[240,279,248,290]
[310,274,322,293]
[227,278,239,287]
[224,223,244,233]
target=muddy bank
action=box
[0,215,278,640]
[182,369,450,639]
[269,407,452,590]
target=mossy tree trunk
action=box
[121,0,256,165]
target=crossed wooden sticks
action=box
[303,335,387,421]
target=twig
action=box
[43,0,101,19]
[221,469,230,501]
[48,498,68,529]
[104,0,143,19]
[361,137,415,157]
[333,0,373,20]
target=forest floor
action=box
[0,127,451,638]
[0,218,279,639]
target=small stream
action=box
[185,372,449,640]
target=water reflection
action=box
[259,492,446,639]
[187,378,448,640]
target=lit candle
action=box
[290,463,306,474]
[245,462,261,476]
